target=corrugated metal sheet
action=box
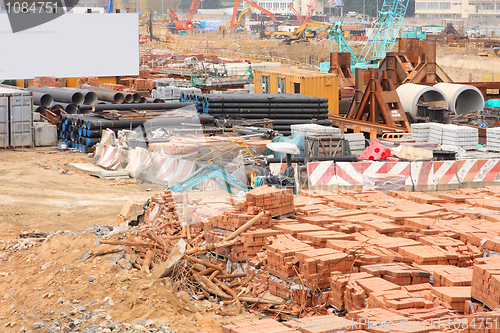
[254,68,339,116]
[0,87,33,148]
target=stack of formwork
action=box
[290,124,341,136]
[487,127,500,152]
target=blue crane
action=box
[328,0,408,70]
[106,0,113,13]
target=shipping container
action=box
[0,87,33,148]
[253,68,339,116]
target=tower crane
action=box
[329,0,408,69]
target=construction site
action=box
[2,0,500,331]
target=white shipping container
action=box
[0,87,33,148]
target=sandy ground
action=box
[0,148,152,240]
[0,149,257,332]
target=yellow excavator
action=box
[233,7,252,31]
[274,21,331,45]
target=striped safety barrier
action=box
[307,161,338,189]
[411,161,434,192]
[433,161,459,191]
[457,159,500,188]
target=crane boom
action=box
[288,4,305,23]
[243,0,276,21]
[182,0,202,23]
[357,0,408,62]
[303,0,318,22]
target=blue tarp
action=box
[201,20,223,31]
[485,99,500,108]
[266,134,305,158]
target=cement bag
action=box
[363,174,405,193]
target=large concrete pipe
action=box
[434,83,484,116]
[52,102,78,114]
[27,86,84,105]
[80,84,125,104]
[396,83,449,117]
[32,92,53,108]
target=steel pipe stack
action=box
[57,112,214,153]
[181,93,331,135]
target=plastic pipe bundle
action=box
[181,93,330,135]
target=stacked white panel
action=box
[290,124,341,136]
[428,123,446,145]
[440,125,478,150]
[411,123,431,142]
[487,127,500,152]
[343,133,366,151]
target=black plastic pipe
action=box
[205,103,329,109]
[79,102,194,112]
[204,108,329,114]
[208,113,329,120]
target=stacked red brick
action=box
[245,186,294,216]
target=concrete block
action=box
[34,122,57,147]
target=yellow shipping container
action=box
[254,68,339,116]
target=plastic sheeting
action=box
[363,174,405,193]
[266,134,304,158]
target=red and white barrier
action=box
[411,161,434,192]
[433,160,459,190]
[457,159,500,188]
[125,147,149,176]
[156,157,177,182]
[307,161,338,188]
[98,145,119,169]
[166,159,196,185]
[335,161,411,190]
[335,162,369,188]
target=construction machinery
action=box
[288,4,305,23]
[274,21,331,45]
[478,47,500,58]
[230,7,252,31]
[167,0,201,32]
[329,0,408,69]
[230,0,276,31]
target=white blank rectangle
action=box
[0,13,139,79]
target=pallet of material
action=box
[329,271,373,310]
[415,265,473,287]
[266,234,313,279]
[245,186,294,216]
[296,248,353,288]
[361,262,431,286]
[398,245,458,265]
[295,230,354,247]
[222,319,295,333]
[431,286,471,313]
[273,223,326,237]
[471,262,500,310]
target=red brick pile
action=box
[76,76,99,87]
[102,84,125,91]
[33,76,62,87]
[244,186,294,216]
[361,262,431,286]
[222,319,295,333]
